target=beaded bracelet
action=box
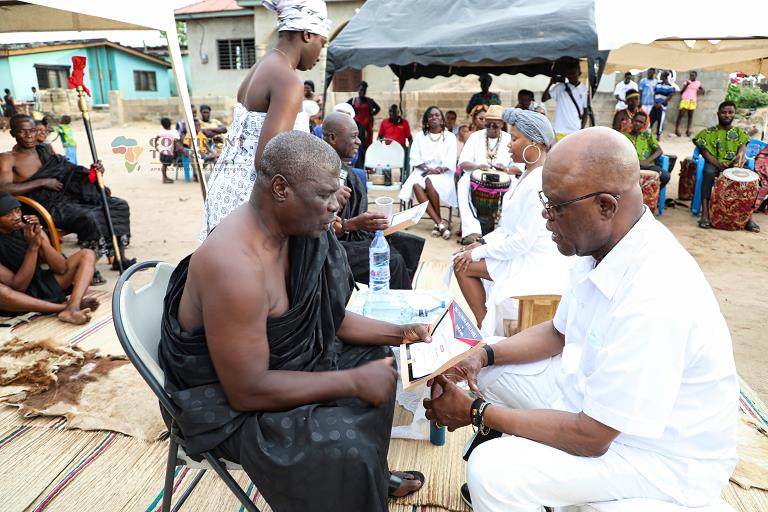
[470,397,485,432]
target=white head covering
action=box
[333,102,356,117]
[502,108,556,148]
[262,0,332,38]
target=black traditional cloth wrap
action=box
[0,230,67,316]
[0,193,21,215]
[158,232,395,512]
[337,163,424,289]
[21,146,130,257]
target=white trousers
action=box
[458,172,482,236]
[467,358,671,512]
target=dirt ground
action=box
[1,121,766,400]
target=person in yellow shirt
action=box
[183,119,218,163]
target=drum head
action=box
[639,170,659,178]
[471,169,511,184]
[723,168,759,183]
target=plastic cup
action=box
[374,196,394,220]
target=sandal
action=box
[441,225,452,240]
[90,270,107,286]
[111,257,137,271]
[388,470,425,499]
[698,219,711,229]
[745,219,761,233]
[431,224,441,238]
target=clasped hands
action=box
[423,350,486,431]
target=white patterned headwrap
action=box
[502,108,556,148]
[262,0,332,38]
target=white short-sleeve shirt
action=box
[613,79,638,110]
[549,82,588,135]
[551,209,738,504]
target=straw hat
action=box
[485,104,504,121]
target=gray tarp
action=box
[326,0,606,90]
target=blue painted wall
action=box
[0,44,172,105]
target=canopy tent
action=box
[325,0,609,98]
[0,0,207,199]
[594,0,768,75]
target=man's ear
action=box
[272,174,290,202]
[302,31,312,44]
[597,194,619,220]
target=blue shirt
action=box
[638,78,657,105]
[654,82,676,110]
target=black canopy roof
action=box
[326,0,607,91]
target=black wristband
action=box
[483,344,495,367]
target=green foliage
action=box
[736,87,768,109]
[176,21,188,46]
[724,83,741,104]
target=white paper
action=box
[408,310,473,379]
[389,201,428,227]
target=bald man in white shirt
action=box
[424,127,738,512]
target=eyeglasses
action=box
[484,122,501,129]
[538,190,621,220]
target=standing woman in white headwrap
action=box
[452,108,573,333]
[200,0,331,238]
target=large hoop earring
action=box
[522,144,542,165]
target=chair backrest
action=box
[112,260,178,414]
[365,139,404,169]
[692,146,701,160]
[745,138,767,159]
[514,295,561,332]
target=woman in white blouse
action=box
[399,106,458,239]
[452,108,572,331]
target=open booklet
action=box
[383,201,429,236]
[399,300,486,390]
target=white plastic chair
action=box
[112,261,258,512]
[364,138,405,170]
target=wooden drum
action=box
[678,158,697,201]
[640,170,661,214]
[710,168,759,230]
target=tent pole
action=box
[165,28,207,201]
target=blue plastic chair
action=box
[657,155,669,216]
[745,138,767,171]
[690,147,706,216]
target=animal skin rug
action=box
[0,338,165,440]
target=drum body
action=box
[710,168,759,230]
[640,170,660,214]
[470,170,511,233]
[678,158,697,201]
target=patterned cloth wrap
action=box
[640,170,660,214]
[470,169,511,221]
[678,157,697,201]
[710,169,759,230]
[754,148,768,211]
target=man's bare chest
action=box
[12,152,43,182]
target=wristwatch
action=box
[483,344,495,367]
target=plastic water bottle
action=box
[368,230,389,293]
[383,164,392,186]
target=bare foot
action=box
[80,296,100,312]
[58,308,92,325]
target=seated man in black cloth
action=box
[158,131,428,512]
[0,193,98,324]
[0,114,133,270]
[323,111,425,289]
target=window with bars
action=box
[217,39,256,70]
[34,64,70,89]
[134,70,157,91]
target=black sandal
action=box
[90,270,107,286]
[111,257,137,271]
[698,219,711,229]
[745,220,761,233]
[459,234,481,246]
[388,470,425,499]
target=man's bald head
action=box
[322,111,360,161]
[258,130,340,187]
[542,127,645,261]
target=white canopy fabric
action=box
[0,1,206,198]
[595,0,768,74]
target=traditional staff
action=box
[68,56,123,273]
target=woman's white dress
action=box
[199,103,308,240]
[468,165,574,336]
[398,130,458,208]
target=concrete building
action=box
[0,39,173,106]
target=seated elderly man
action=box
[0,114,133,270]
[624,111,670,188]
[159,131,429,512]
[323,112,425,289]
[425,127,737,511]
[0,193,97,324]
